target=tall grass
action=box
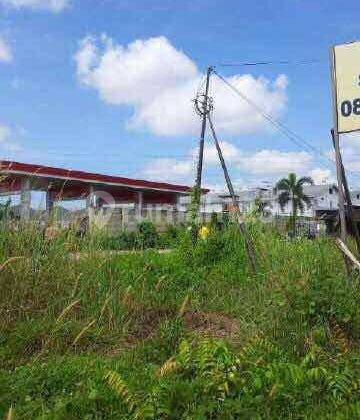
[0,221,359,418]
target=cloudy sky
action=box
[1,0,360,190]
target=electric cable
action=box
[214,70,360,183]
[218,59,323,67]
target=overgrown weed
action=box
[0,221,359,418]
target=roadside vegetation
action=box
[0,219,359,419]
[92,221,181,251]
[276,173,313,236]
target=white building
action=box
[270,184,339,217]
[181,184,360,218]
[179,193,225,213]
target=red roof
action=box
[0,160,208,194]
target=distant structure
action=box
[3,159,360,231]
[0,160,208,225]
[182,184,360,218]
[179,193,225,214]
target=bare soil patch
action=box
[102,309,240,357]
[183,310,240,339]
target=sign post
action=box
[331,41,360,254]
[332,42,360,134]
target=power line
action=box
[217,59,323,67]
[214,70,322,155]
[215,70,360,184]
[195,74,207,97]
[213,70,360,182]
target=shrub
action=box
[157,225,180,248]
[98,231,138,250]
[136,220,158,249]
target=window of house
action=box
[329,188,333,194]
[357,194,360,200]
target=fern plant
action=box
[105,337,360,419]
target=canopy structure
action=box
[0,160,208,221]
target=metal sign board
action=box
[332,41,360,134]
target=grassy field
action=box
[0,222,359,419]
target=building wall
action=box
[180,184,349,219]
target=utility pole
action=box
[207,115,236,199]
[191,66,257,273]
[331,129,360,255]
[332,128,352,277]
[207,114,257,273]
[194,66,213,210]
[330,47,348,244]
[332,128,347,243]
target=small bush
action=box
[136,220,159,249]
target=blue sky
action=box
[1,0,360,190]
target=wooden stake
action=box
[207,114,257,274]
[335,237,360,270]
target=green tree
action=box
[276,173,313,235]
[252,196,272,218]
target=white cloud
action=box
[143,141,241,184]
[320,133,360,186]
[338,132,360,171]
[201,141,312,175]
[0,124,12,144]
[238,149,313,174]
[0,37,12,63]
[0,124,22,151]
[143,139,314,185]
[202,140,240,165]
[203,182,226,193]
[0,0,69,12]
[75,35,198,106]
[75,35,288,137]
[308,168,335,184]
[142,157,194,183]
[142,139,341,188]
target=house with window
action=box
[269,184,339,217]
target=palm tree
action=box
[276,173,313,235]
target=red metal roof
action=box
[0,160,208,194]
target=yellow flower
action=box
[198,225,210,240]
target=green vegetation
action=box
[67,221,182,252]
[251,197,272,218]
[0,199,11,221]
[276,173,314,235]
[0,221,359,419]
